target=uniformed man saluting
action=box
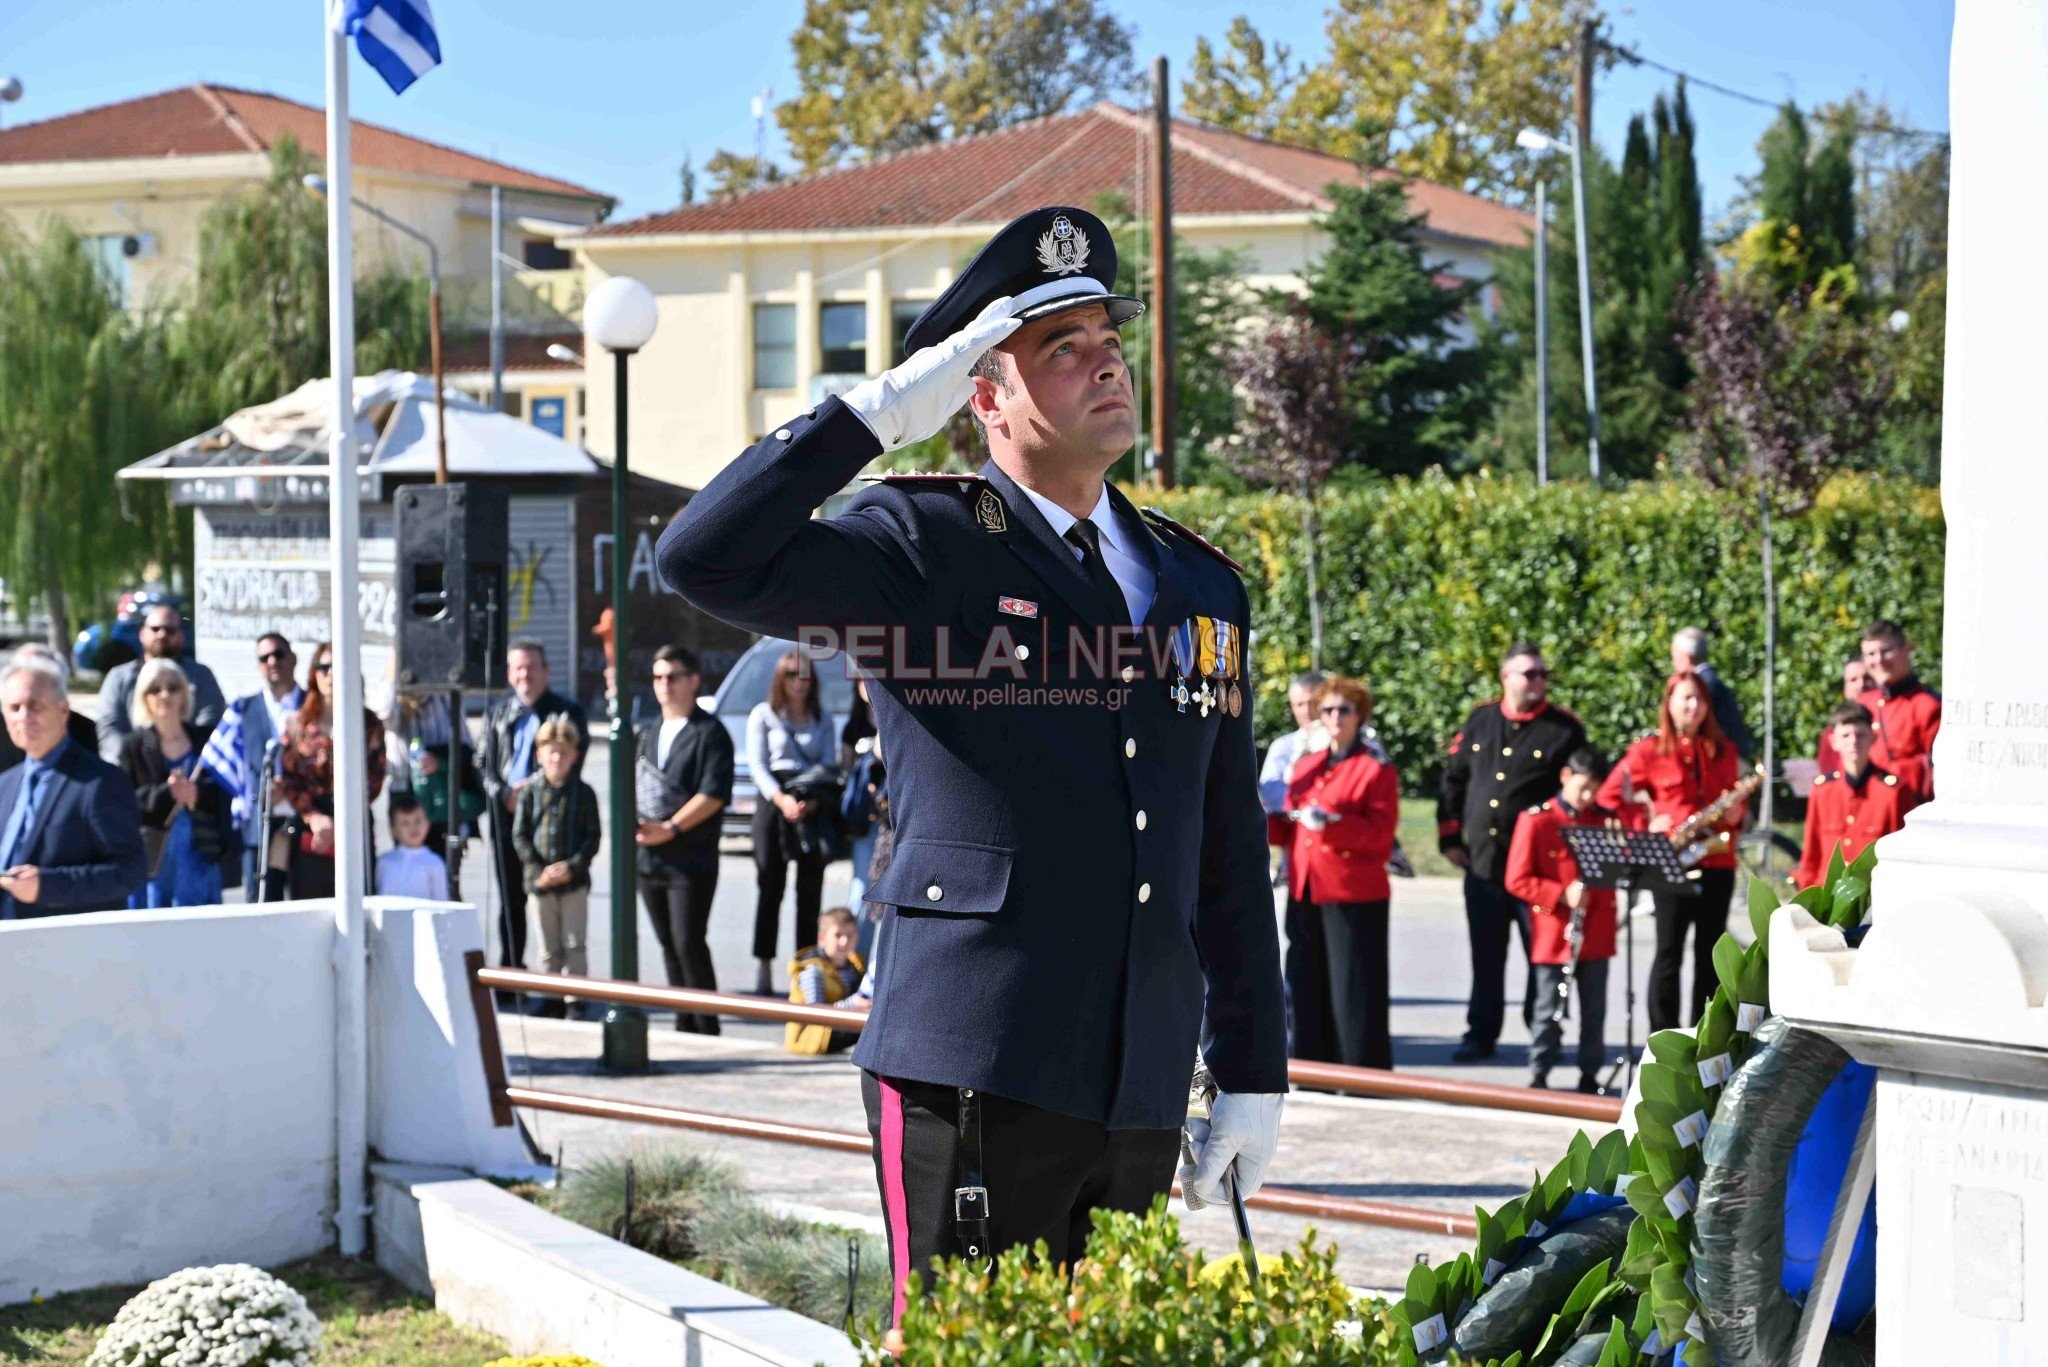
[656,207,1286,1322]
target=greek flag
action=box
[332,0,442,94]
[198,699,251,825]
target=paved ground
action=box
[475,739,1738,1292]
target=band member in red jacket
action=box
[1507,748,1620,1095]
[1800,702,1919,889]
[1284,676,1401,1070]
[1599,672,1746,1031]
[1816,654,1872,772]
[1857,619,1941,800]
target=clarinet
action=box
[1551,899,1588,1025]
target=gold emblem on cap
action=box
[976,486,1008,533]
[1036,215,1090,277]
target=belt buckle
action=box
[953,1185,990,1222]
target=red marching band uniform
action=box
[1505,798,1620,965]
[1798,764,1918,889]
[1858,679,1941,800]
[1596,732,1746,868]
[1283,747,1400,905]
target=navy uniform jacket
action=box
[657,398,1287,1129]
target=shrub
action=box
[544,1144,890,1328]
[1144,472,1943,794]
[874,1201,1404,1364]
[87,1264,321,1367]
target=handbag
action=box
[783,763,848,863]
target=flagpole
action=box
[325,0,371,1261]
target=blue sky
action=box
[1,1,1951,224]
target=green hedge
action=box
[1145,473,1944,795]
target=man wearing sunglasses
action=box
[95,603,227,763]
[1438,642,1587,1063]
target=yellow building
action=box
[565,102,1533,492]
[0,82,611,427]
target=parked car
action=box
[710,638,854,842]
[73,588,185,675]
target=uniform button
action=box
[1135,810,1148,830]
[1016,644,1030,661]
[1138,883,1152,903]
[775,428,792,441]
[1502,747,1514,756]
[1489,826,1498,836]
[1125,738,1136,758]
[1845,815,1855,824]
[1121,665,1137,683]
[1496,771,1507,781]
[1533,749,1544,759]
[1489,798,1500,808]
[926,884,943,901]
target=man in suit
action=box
[0,645,98,773]
[658,206,1285,1322]
[478,638,588,975]
[0,655,147,918]
[96,604,226,760]
[230,633,303,898]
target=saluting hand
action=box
[840,296,1022,451]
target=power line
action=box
[1602,41,1951,145]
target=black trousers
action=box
[1463,874,1535,1049]
[1283,893,1335,1063]
[642,860,720,1033]
[1650,865,1736,1030]
[861,1073,1179,1327]
[490,814,527,970]
[1318,900,1393,1070]
[752,801,825,962]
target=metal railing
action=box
[473,965,1633,1241]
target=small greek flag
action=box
[332,0,442,94]
[198,699,251,825]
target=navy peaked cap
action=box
[902,206,1144,355]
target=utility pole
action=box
[1534,176,1548,486]
[1572,19,1602,482]
[1150,56,1175,490]
[490,185,505,412]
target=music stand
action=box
[1559,827,1697,1096]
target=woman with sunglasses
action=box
[1599,671,1745,1030]
[745,648,837,994]
[273,643,387,899]
[118,657,230,907]
[1282,676,1401,1069]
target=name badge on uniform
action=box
[997,596,1039,619]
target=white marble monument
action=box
[1771,3,2048,1362]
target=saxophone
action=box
[1671,766,1766,868]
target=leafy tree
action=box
[1297,177,1494,476]
[777,0,1135,174]
[1735,103,1858,297]
[679,150,697,207]
[702,150,782,201]
[0,222,183,646]
[1813,92,1949,301]
[1180,0,1597,204]
[1224,310,1351,669]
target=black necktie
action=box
[1064,519,1129,625]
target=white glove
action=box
[840,296,1021,451]
[1180,1090,1284,1211]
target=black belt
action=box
[954,1087,991,1270]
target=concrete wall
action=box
[0,903,339,1304]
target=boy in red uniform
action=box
[1857,619,1941,799]
[1799,702,1918,889]
[1506,747,1620,1095]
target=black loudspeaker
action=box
[395,482,508,690]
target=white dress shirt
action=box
[1013,481,1157,625]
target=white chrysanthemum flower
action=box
[87,1265,321,1367]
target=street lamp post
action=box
[585,276,659,1074]
[1515,129,1601,482]
[1533,176,1549,486]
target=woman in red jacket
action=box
[1284,676,1401,1069]
[1598,671,1746,1032]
